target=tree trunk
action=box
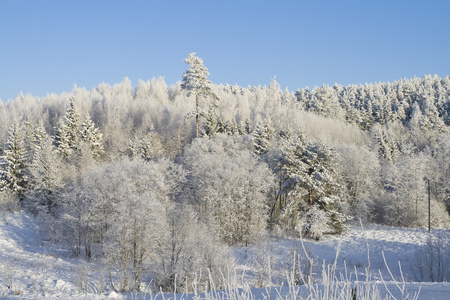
[196,94,199,138]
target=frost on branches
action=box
[0,124,28,197]
[181,52,218,138]
[279,133,348,238]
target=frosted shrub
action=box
[0,261,15,290]
[250,243,276,288]
[74,263,90,293]
[301,205,329,240]
[0,191,18,214]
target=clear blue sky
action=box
[1,0,450,102]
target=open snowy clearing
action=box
[0,212,449,299]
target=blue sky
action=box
[1,0,450,102]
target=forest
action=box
[0,53,450,293]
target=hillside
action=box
[1,67,450,298]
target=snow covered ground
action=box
[0,212,449,299]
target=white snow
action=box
[0,212,449,299]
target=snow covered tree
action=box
[128,127,164,161]
[134,77,169,102]
[181,52,218,138]
[22,116,36,165]
[183,134,275,245]
[31,119,49,154]
[55,97,81,159]
[371,122,404,162]
[0,124,28,198]
[60,157,187,291]
[336,144,380,223]
[279,134,344,237]
[377,148,450,228]
[253,121,273,157]
[431,134,450,214]
[54,117,71,158]
[201,106,221,137]
[155,204,233,292]
[26,124,64,213]
[80,113,104,158]
[282,135,339,208]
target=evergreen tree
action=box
[26,125,64,212]
[280,134,344,236]
[80,113,104,158]
[55,117,71,158]
[64,97,81,150]
[181,52,218,138]
[201,106,220,137]
[0,124,28,197]
[129,127,164,161]
[55,97,81,159]
[252,121,273,156]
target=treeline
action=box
[0,66,450,292]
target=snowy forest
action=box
[1,53,450,295]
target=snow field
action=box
[0,212,449,299]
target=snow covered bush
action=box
[0,190,19,214]
[301,205,329,240]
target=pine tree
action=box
[128,127,164,161]
[0,124,28,197]
[22,116,36,165]
[64,97,81,150]
[253,121,273,156]
[280,134,344,236]
[201,106,220,137]
[55,117,71,158]
[27,126,64,212]
[55,97,81,159]
[80,113,104,158]
[181,52,218,138]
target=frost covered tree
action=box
[336,144,380,223]
[431,134,450,214]
[181,52,217,138]
[371,122,404,161]
[281,135,339,208]
[279,133,345,236]
[128,127,164,161]
[183,134,275,245]
[253,121,273,157]
[156,204,233,292]
[55,97,81,159]
[60,158,187,291]
[80,113,104,158]
[25,121,64,213]
[378,146,450,228]
[0,124,28,198]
